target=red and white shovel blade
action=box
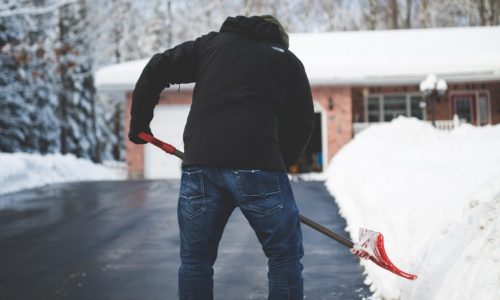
[350,228,417,280]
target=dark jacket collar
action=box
[220,16,286,48]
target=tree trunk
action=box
[319,0,335,31]
[419,0,429,28]
[366,0,377,30]
[243,0,254,15]
[111,0,123,63]
[489,0,500,25]
[389,0,399,29]
[405,0,412,28]
[479,0,487,25]
[166,0,172,48]
[112,102,122,161]
[57,7,69,155]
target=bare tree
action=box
[418,0,430,27]
[479,0,487,25]
[477,0,500,25]
[320,0,337,31]
[388,0,400,28]
[363,0,378,29]
[109,0,130,63]
[243,0,254,15]
[243,0,275,16]
[405,0,413,28]
[279,0,294,30]
[492,0,500,24]
[166,0,173,48]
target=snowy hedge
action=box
[0,152,120,197]
[327,117,500,299]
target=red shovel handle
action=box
[138,132,184,160]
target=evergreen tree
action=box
[0,0,60,154]
[0,3,28,152]
[29,2,61,154]
[56,0,100,161]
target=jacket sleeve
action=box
[278,58,315,167]
[128,39,200,144]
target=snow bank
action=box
[0,152,120,196]
[326,117,500,299]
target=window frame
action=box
[364,92,426,123]
[449,90,491,125]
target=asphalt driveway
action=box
[0,179,371,300]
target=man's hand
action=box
[129,124,152,144]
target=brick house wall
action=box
[124,92,144,178]
[490,82,500,124]
[311,86,352,161]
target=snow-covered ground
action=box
[327,117,500,300]
[0,152,121,197]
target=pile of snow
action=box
[327,117,500,299]
[0,152,120,196]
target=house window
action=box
[454,95,473,123]
[410,96,424,120]
[367,96,381,122]
[384,95,407,122]
[477,93,490,125]
[366,94,425,122]
[451,92,490,125]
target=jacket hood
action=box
[220,16,288,48]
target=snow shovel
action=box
[138,132,417,280]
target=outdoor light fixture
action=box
[436,79,448,95]
[419,74,448,126]
[420,74,448,95]
[328,96,334,110]
[419,74,438,94]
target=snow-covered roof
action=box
[95,26,500,90]
[95,59,148,91]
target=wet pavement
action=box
[0,179,371,300]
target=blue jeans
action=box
[177,165,304,300]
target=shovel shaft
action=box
[299,215,354,249]
[173,149,185,160]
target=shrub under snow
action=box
[0,152,120,196]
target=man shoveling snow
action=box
[129,15,314,300]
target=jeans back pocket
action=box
[179,169,206,220]
[234,170,283,215]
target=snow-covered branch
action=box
[0,0,77,18]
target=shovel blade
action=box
[351,228,417,280]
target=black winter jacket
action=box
[129,16,314,171]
